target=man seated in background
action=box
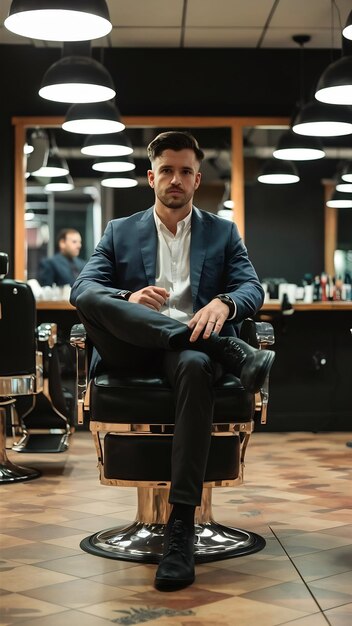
[39,228,85,287]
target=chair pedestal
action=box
[0,408,41,484]
[80,486,265,563]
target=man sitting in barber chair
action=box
[70,131,274,591]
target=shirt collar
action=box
[153,206,192,235]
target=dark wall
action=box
[0,44,334,275]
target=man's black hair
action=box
[147,131,204,163]
[56,228,80,249]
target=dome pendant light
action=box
[274,36,325,161]
[292,101,352,137]
[101,173,138,188]
[81,133,133,157]
[341,162,352,182]
[273,130,325,160]
[62,101,125,135]
[342,10,352,41]
[326,190,352,208]
[45,175,74,192]
[92,155,136,173]
[315,7,352,105]
[258,160,300,184]
[5,0,112,42]
[39,42,116,104]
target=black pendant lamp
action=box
[82,133,133,157]
[343,10,352,41]
[101,172,138,188]
[45,175,74,192]
[4,0,112,41]
[257,159,300,185]
[273,130,325,161]
[292,101,352,136]
[62,101,125,135]
[39,42,115,104]
[326,190,352,207]
[92,155,136,173]
[315,22,352,105]
[341,162,352,182]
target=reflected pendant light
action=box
[292,101,352,136]
[343,10,352,41]
[62,101,125,135]
[92,155,136,173]
[326,190,352,207]
[39,42,115,104]
[336,182,352,193]
[45,175,74,192]
[82,133,133,157]
[273,130,325,161]
[31,153,69,178]
[101,173,138,188]
[341,163,352,182]
[257,159,300,184]
[4,0,112,42]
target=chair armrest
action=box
[70,323,88,425]
[240,318,275,425]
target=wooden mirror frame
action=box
[13,115,300,281]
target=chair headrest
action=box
[0,253,9,279]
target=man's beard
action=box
[156,188,193,210]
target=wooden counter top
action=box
[35,300,352,312]
[36,300,75,310]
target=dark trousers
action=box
[76,288,223,506]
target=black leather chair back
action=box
[0,271,37,377]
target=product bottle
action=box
[313,275,321,301]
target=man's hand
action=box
[188,298,230,342]
[129,286,169,311]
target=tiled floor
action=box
[1,431,351,625]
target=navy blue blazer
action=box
[71,207,264,336]
[39,253,86,287]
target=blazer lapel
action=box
[190,207,211,305]
[137,207,157,285]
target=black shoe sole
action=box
[154,575,195,592]
[241,350,275,393]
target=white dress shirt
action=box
[154,208,193,324]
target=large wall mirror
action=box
[13,116,242,282]
[14,116,350,285]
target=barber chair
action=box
[71,318,274,564]
[11,337,72,453]
[0,253,56,483]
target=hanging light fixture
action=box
[292,101,352,136]
[4,0,112,42]
[31,153,69,178]
[45,175,74,192]
[274,35,325,161]
[62,101,125,135]
[92,155,136,173]
[326,190,352,207]
[81,133,133,157]
[39,42,115,104]
[273,130,325,160]
[101,173,138,188]
[336,182,352,192]
[315,3,352,105]
[342,10,352,40]
[258,159,300,184]
[341,162,352,182]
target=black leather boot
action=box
[205,336,275,393]
[154,519,195,591]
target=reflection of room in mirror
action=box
[24,125,232,281]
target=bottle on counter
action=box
[342,273,352,301]
[313,275,321,301]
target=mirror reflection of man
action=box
[39,228,86,287]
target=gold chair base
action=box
[79,486,265,563]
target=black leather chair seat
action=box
[91,372,255,424]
